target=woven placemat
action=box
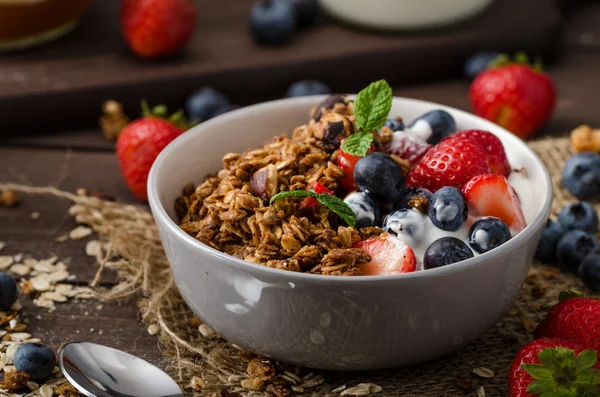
[1,136,595,397]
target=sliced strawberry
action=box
[446,130,511,176]
[463,174,526,233]
[337,140,376,192]
[300,182,333,208]
[407,137,490,192]
[384,130,432,165]
[354,235,416,275]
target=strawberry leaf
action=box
[341,132,374,157]
[574,350,598,372]
[354,79,393,132]
[559,290,584,301]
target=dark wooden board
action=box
[0,0,562,135]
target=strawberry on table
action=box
[508,337,600,397]
[407,136,490,192]
[469,53,556,139]
[446,130,511,176]
[534,291,600,354]
[116,102,191,201]
[354,234,416,275]
[121,0,197,58]
[462,174,526,233]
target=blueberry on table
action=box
[394,187,432,213]
[534,220,566,263]
[579,254,600,292]
[464,51,500,81]
[0,273,17,311]
[343,192,380,228]
[249,0,296,45]
[211,104,240,118]
[428,186,468,231]
[556,230,600,272]
[383,208,428,242]
[557,202,599,234]
[384,117,406,132]
[185,87,229,122]
[407,109,457,145]
[290,0,319,27]
[285,80,331,97]
[468,217,511,254]
[14,343,56,380]
[423,237,474,269]
[562,152,600,201]
[353,153,405,204]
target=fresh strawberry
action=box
[337,141,375,192]
[534,291,600,354]
[407,137,490,192]
[384,130,432,165]
[300,182,333,208]
[116,102,190,200]
[508,337,600,397]
[469,53,556,139]
[121,0,197,58]
[354,234,416,275]
[446,130,511,176]
[462,174,526,233]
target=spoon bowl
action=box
[58,341,183,397]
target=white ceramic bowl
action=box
[148,96,552,370]
[318,0,494,30]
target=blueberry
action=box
[186,87,229,122]
[428,186,468,231]
[407,109,457,145]
[394,187,433,213]
[579,254,600,292]
[556,230,600,272]
[212,104,241,118]
[423,237,474,269]
[354,153,405,204]
[0,273,17,311]
[14,343,56,380]
[557,202,599,234]
[467,217,511,254]
[290,0,318,27]
[383,209,428,244]
[384,117,405,132]
[344,192,380,228]
[562,152,600,201]
[285,80,331,97]
[464,51,500,81]
[249,0,296,45]
[535,220,567,263]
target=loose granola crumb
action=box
[0,190,19,207]
[1,369,31,391]
[247,358,276,381]
[99,100,130,142]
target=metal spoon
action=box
[58,341,184,397]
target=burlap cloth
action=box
[1,136,597,397]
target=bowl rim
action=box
[148,95,553,284]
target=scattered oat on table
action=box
[473,367,495,378]
[69,226,92,241]
[30,212,40,220]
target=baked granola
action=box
[176,96,384,275]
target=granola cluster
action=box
[176,97,386,275]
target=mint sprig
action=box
[341,79,392,156]
[270,190,356,227]
[354,79,393,133]
[340,132,374,157]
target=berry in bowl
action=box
[148,81,552,370]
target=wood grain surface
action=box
[0,1,597,370]
[0,0,562,135]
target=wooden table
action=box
[1,2,599,370]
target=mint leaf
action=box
[269,190,357,227]
[269,190,314,205]
[354,79,393,132]
[341,132,374,157]
[315,193,356,227]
